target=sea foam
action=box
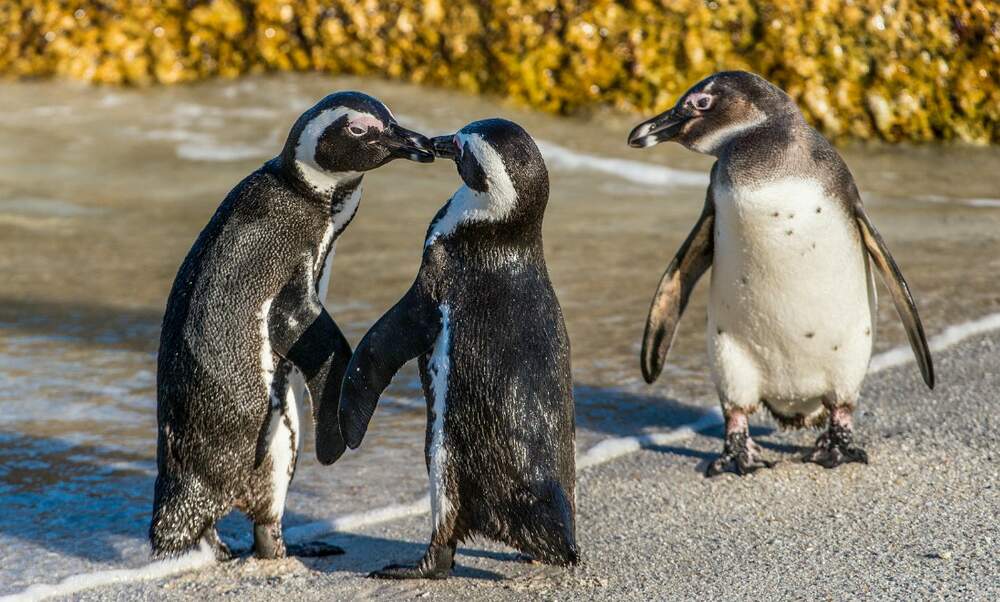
[536,139,708,189]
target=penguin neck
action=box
[425,185,519,246]
[706,110,802,157]
[274,155,363,215]
[425,185,541,251]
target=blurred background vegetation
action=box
[1,0,997,143]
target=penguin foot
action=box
[368,563,452,580]
[706,431,775,477]
[287,541,345,558]
[369,544,455,579]
[806,430,868,468]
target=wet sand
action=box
[59,329,1000,601]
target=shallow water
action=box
[1,74,998,593]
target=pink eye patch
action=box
[687,92,713,110]
[348,113,384,133]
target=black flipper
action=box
[339,273,440,450]
[641,190,715,383]
[268,269,354,465]
[853,205,934,389]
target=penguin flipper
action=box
[339,277,440,450]
[268,274,354,465]
[853,206,934,389]
[641,195,714,383]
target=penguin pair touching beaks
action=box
[153,92,577,578]
[628,71,935,475]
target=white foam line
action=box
[284,496,431,543]
[12,312,1000,600]
[1,542,215,602]
[869,312,1000,374]
[535,140,709,189]
[576,407,724,470]
[176,142,272,162]
[913,194,1000,209]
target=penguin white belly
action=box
[265,368,303,519]
[257,297,302,520]
[427,304,453,527]
[708,178,876,417]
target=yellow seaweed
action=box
[0,0,996,143]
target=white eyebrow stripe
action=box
[425,132,518,246]
[294,107,365,194]
[461,132,516,204]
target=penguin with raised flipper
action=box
[627,71,934,476]
[151,92,434,560]
[332,119,578,579]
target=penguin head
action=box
[428,119,549,231]
[628,71,797,156]
[281,91,433,194]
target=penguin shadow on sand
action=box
[573,384,810,472]
[298,533,509,581]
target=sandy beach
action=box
[49,328,997,601]
[1,75,997,601]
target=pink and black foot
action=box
[806,406,868,468]
[706,411,776,476]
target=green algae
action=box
[1,0,997,143]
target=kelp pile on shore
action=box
[1,1,997,143]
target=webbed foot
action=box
[806,407,868,468]
[707,430,776,477]
[369,543,455,580]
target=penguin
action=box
[151,91,434,560]
[627,71,934,476]
[330,119,578,578]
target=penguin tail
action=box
[521,479,580,566]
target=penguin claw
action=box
[706,453,776,477]
[806,430,869,468]
[706,431,776,477]
[368,563,451,580]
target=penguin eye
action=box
[346,124,367,137]
[693,95,713,111]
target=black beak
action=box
[385,124,435,163]
[627,106,691,149]
[431,134,458,160]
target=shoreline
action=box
[10,315,999,601]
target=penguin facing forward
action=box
[627,71,934,476]
[152,92,433,560]
[332,119,578,578]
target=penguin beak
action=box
[431,134,459,161]
[384,124,435,163]
[627,106,691,149]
